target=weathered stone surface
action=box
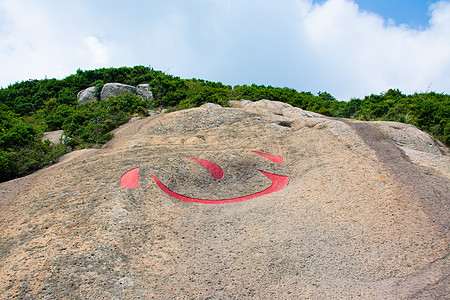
[100,83,136,100]
[231,99,322,118]
[373,121,448,156]
[372,121,450,179]
[42,130,65,144]
[147,110,159,116]
[136,84,153,100]
[229,99,253,108]
[200,102,222,109]
[1,100,449,299]
[79,83,153,103]
[77,86,99,104]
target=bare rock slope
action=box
[1,100,449,299]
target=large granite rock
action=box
[100,83,137,101]
[1,100,449,299]
[42,130,65,144]
[77,86,99,104]
[136,84,153,100]
[78,83,154,103]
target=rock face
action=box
[42,130,65,144]
[78,83,154,103]
[100,83,137,101]
[1,100,449,299]
[77,86,99,104]
[136,83,153,100]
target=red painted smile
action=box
[120,151,289,204]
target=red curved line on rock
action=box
[252,151,284,163]
[188,158,224,180]
[151,170,289,204]
[120,167,140,189]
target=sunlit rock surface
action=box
[1,100,448,299]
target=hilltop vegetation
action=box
[0,66,448,182]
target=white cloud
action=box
[82,36,110,66]
[140,0,450,99]
[0,0,449,100]
[297,0,450,98]
[430,0,450,27]
[0,0,58,84]
[0,0,113,86]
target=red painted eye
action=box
[252,151,284,163]
[120,167,139,189]
[188,158,224,180]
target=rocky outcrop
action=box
[1,100,448,299]
[42,130,65,144]
[77,83,154,104]
[136,84,153,100]
[100,83,137,101]
[230,99,322,118]
[76,86,99,104]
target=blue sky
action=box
[321,0,434,29]
[355,0,433,28]
[0,0,449,100]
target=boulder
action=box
[42,130,65,144]
[3,100,449,299]
[147,110,159,116]
[77,86,99,104]
[229,99,253,108]
[241,99,292,115]
[100,83,136,100]
[200,103,222,109]
[136,84,153,100]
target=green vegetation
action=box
[340,89,449,146]
[1,66,448,182]
[0,109,69,181]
